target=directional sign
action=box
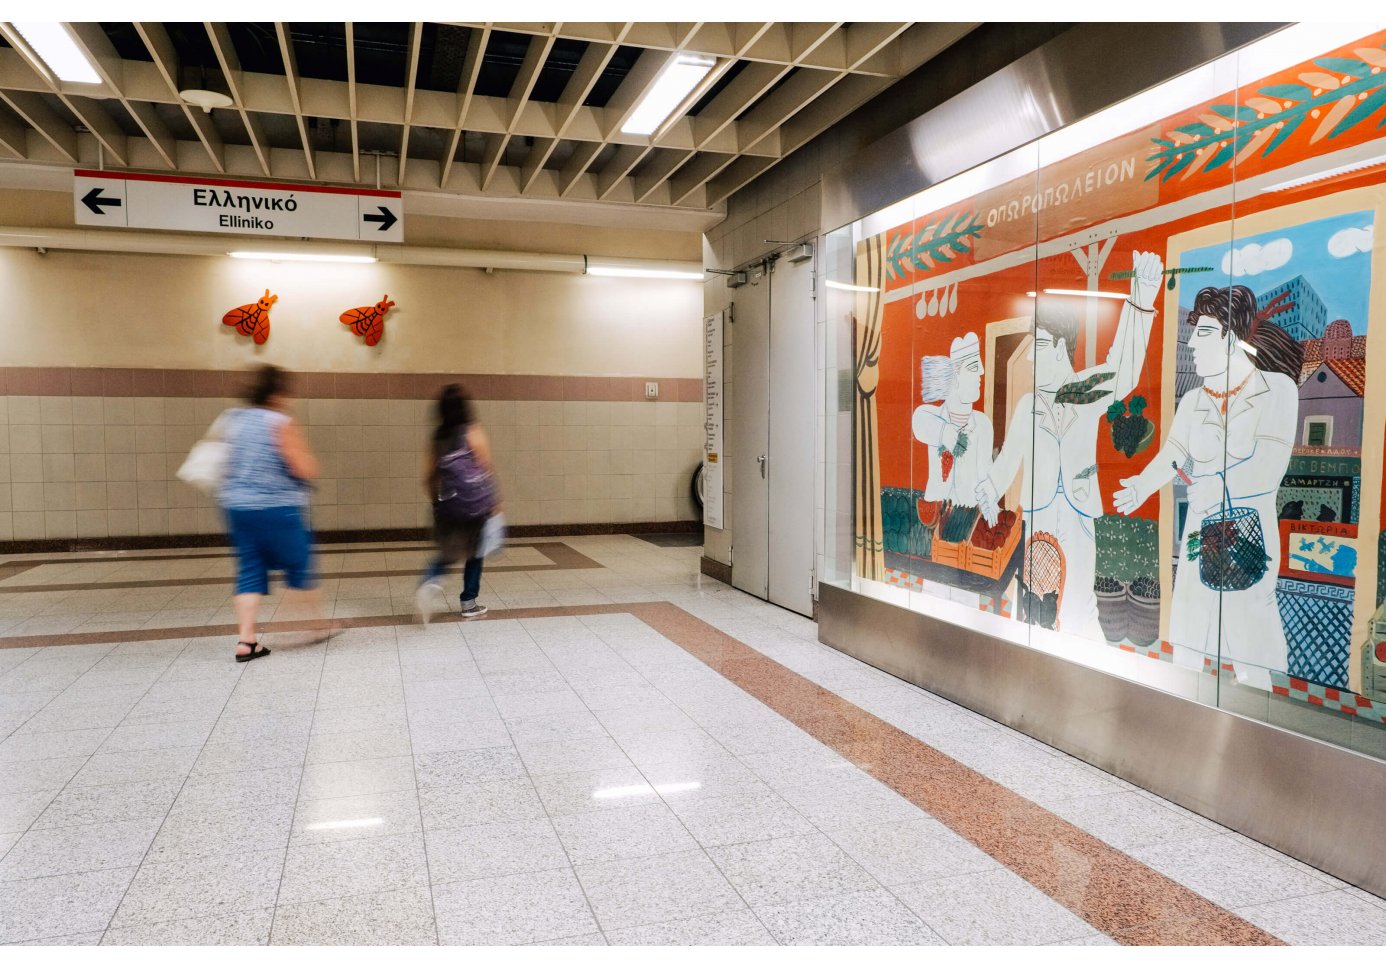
[72,170,403,243]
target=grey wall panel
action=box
[821,22,1285,233]
[818,581,1386,899]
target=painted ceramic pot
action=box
[1095,577,1129,644]
[1126,576,1161,648]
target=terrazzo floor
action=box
[0,535,1383,945]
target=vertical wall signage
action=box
[72,169,404,243]
[703,311,725,529]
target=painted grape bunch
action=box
[1106,395,1155,458]
[939,430,969,482]
[1146,46,1386,183]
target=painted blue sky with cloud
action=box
[1178,209,1375,333]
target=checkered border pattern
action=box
[1115,640,1174,662]
[1270,671,1386,725]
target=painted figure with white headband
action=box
[912,332,994,511]
[981,250,1164,638]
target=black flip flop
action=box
[235,641,271,663]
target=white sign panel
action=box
[73,169,403,243]
[702,311,725,529]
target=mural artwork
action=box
[852,28,1386,738]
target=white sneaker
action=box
[415,581,446,625]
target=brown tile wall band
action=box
[0,541,597,572]
[0,368,703,402]
[0,521,700,556]
[699,555,732,584]
[0,596,1283,944]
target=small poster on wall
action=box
[704,311,725,529]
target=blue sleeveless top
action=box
[218,407,309,510]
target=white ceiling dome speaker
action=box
[179,89,233,114]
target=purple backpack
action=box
[435,435,494,521]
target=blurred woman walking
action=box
[416,384,499,622]
[217,364,325,661]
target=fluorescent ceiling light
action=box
[825,280,881,293]
[621,54,716,136]
[1026,288,1127,300]
[587,265,704,280]
[229,251,377,264]
[11,23,101,84]
[1261,153,1386,193]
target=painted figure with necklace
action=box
[1114,285,1303,689]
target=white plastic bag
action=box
[176,412,230,496]
[478,513,507,558]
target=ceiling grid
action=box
[0,21,979,213]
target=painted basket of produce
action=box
[1193,501,1269,592]
[931,505,1021,581]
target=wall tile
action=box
[11,454,42,484]
[44,482,76,512]
[44,510,76,538]
[106,454,136,483]
[76,510,109,538]
[41,425,74,454]
[13,482,43,512]
[108,509,139,534]
[73,425,105,454]
[13,509,44,539]
[107,482,138,510]
[10,425,41,454]
[138,509,168,535]
[42,454,75,482]
[104,397,135,426]
[137,481,169,509]
[8,396,40,424]
[40,396,73,425]
[137,454,168,481]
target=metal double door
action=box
[729,253,815,617]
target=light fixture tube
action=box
[228,251,377,264]
[824,280,881,293]
[1026,288,1127,300]
[620,54,716,136]
[1260,152,1386,193]
[11,23,101,84]
[586,265,704,280]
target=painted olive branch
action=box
[1146,50,1386,182]
[884,211,983,280]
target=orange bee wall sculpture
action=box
[339,294,395,347]
[222,290,276,345]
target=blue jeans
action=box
[225,506,315,595]
[422,555,484,606]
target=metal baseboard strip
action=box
[817,582,1386,899]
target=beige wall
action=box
[0,188,707,541]
[0,247,701,376]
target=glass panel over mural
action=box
[824,23,1386,761]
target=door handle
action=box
[757,454,767,478]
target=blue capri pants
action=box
[226,506,316,595]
